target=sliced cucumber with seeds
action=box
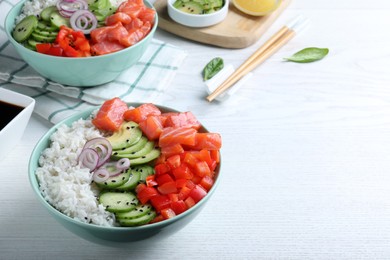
[115,170,141,191]
[118,210,156,226]
[31,32,56,43]
[116,204,152,219]
[132,165,155,183]
[99,191,138,213]
[96,169,131,189]
[40,6,57,21]
[50,11,70,28]
[12,15,38,42]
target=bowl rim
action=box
[28,103,221,231]
[167,0,229,17]
[5,0,159,61]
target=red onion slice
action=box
[57,0,88,18]
[69,10,98,34]
[82,137,112,168]
[93,168,110,183]
[78,148,99,171]
[116,158,131,170]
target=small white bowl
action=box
[0,88,35,160]
[167,0,229,28]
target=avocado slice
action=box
[129,149,161,166]
[106,121,143,150]
[111,141,155,160]
[112,136,149,156]
[175,1,204,14]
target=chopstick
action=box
[206,16,309,102]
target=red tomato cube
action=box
[189,185,207,203]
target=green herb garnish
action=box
[284,47,329,63]
[202,57,224,81]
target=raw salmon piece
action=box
[105,12,132,26]
[138,8,156,24]
[91,41,125,55]
[106,23,129,43]
[92,97,128,132]
[117,1,145,18]
[159,127,197,148]
[124,17,144,31]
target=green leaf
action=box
[202,57,224,81]
[284,47,329,63]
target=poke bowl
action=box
[28,98,222,245]
[5,0,158,87]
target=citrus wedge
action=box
[232,0,281,16]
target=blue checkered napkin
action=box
[0,0,187,124]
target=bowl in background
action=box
[0,88,35,160]
[28,103,221,245]
[167,0,229,28]
[5,0,158,87]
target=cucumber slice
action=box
[33,28,58,37]
[37,21,59,32]
[50,11,70,28]
[116,204,152,219]
[99,191,138,213]
[12,15,38,42]
[118,210,156,226]
[31,32,56,43]
[115,170,141,191]
[132,165,155,183]
[129,149,161,165]
[27,38,42,50]
[107,121,143,150]
[40,6,57,21]
[96,169,131,189]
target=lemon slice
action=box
[233,0,281,16]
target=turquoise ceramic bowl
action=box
[28,104,221,246]
[5,0,157,87]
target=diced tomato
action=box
[56,26,91,57]
[194,160,211,177]
[123,103,161,123]
[183,152,199,168]
[36,43,64,57]
[138,115,164,140]
[175,178,188,189]
[157,181,177,195]
[171,200,187,215]
[161,143,184,158]
[92,97,128,131]
[150,214,164,224]
[137,186,158,204]
[159,127,197,148]
[168,193,179,202]
[191,174,202,184]
[166,154,181,169]
[146,175,157,187]
[186,180,196,189]
[210,150,220,163]
[172,164,193,180]
[163,111,201,130]
[189,185,207,203]
[154,163,170,176]
[178,186,192,200]
[155,174,174,186]
[184,196,196,209]
[150,194,171,212]
[199,175,214,191]
[161,208,176,219]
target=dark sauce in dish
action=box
[0,100,24,131]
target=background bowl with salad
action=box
[5,0,157,86]
[28,98,222,244]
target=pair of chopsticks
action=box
[206,16,309,102]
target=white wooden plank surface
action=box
[1,1,390,259]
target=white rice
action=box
[35,117,116,227]
[16,0,127,24]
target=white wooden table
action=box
[2,0,390,259]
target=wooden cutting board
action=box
[153,0,291,49]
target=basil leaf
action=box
[284,47,329,63]
[202,57,224,81]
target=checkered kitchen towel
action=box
[0,0,187,124]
